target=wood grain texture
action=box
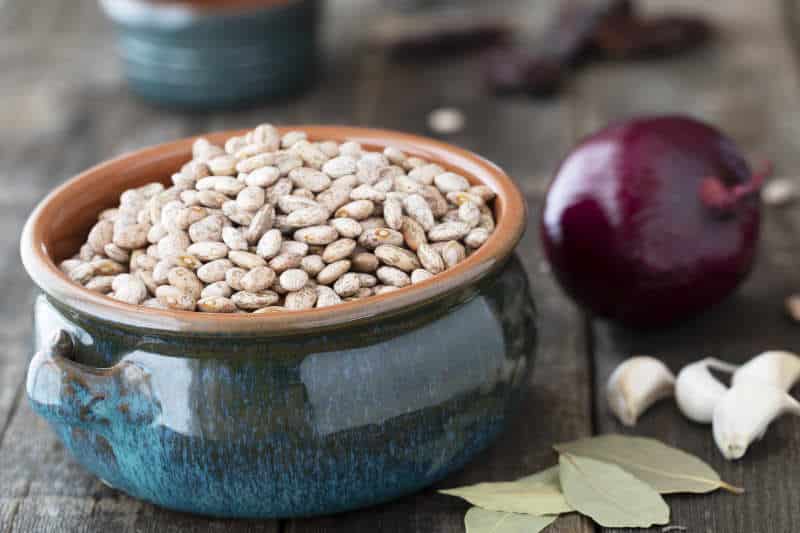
[581,1,800,532]
[288,3,595,533]
[5,0,798,531]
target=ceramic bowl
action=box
[20,126,535,518]
[99,0,320,108]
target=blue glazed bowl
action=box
[20,127,534,518]
[99,0,320,109]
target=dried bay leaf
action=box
[516,465,560,486]
[559,453,670,528]
[439,466,572,516]
[464,508,557,533]
[555,434,743,494]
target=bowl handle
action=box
[26,330,159,432]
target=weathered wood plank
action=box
[578,0,800,532]
[0,0,361,531]
[288,4,595,533]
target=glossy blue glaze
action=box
[27,256,535,518]
[100,0,320,109]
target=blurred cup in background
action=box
[100,0,320,109]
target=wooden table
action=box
[2,1,799,531]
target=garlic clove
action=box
[675,358,739,424]
[732,350,800,391]
[712,381,800,460]
[606,356,676,427]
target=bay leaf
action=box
[559,452,670,528]
[516,465,560,486]
[464,508,557,533]
[554,434,743,494]
[439,466,572,516]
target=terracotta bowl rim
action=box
[20,125,527,335]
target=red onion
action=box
[541,115,766,327]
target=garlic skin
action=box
[675,358,739,424]
[712,382,800,460]
[607,356,676,426]
[732,350,800,391]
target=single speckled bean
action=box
[112,274,148,304]
[229,250,267,269]
[375,285,400,295]
[90,258,126,276]
[408,164,444,185]
[403,194,435,231]
[208,155,238,176]
[465,227,490,248]
[269,253,303,273]
[421,185,449,217]
[322,238,357,263]
[351,252,379,273]
[278,195,320,213]
[335,200,374,220]
[300,254,326,276]
[294,225,338,245]
[292,141,329,170]
[232,290,279,310]
[187,241,229,261]
[411,269,434,284]
[434,171,470,193]
[86,275,115,294]
[88,220,114,254]
[351,184,386,203]
[221,226,249,251]
[242,266,276,293]
[256,229,283,259]
[113,223,149,249]
[245,166,281,187]
[329,217,362,238]
[441,240,466,269]
[428,221,471,242]
[59,259,82,275]
[280,240,309,257]
[323,156,357,178]
[383,146,406,165]
[168,267,202,299]
[201,281,232,299]
[225,267,247,291]
[317,259,351,285]
[417,243,445,274]
[189,215,223,243]
[156,285,196,311]
[280,269,309,291]
[236,153,276,174]
[69,263,95,284]
[401,217,427,251]
[287,206,330,228]
[197,190,228,208]
[197,296,237,313]
[458,201,481,228]
[374,244,420,272]
[333,273,360,297]
[236,186,265,212]
[285,286,317,310]
[316,285,342,307]
[383,197,404,230]
[359,227,404,249]
[290,167,331,192]
[355,273,377,288]
[243,205,273,244]
[317,185,352,213]
[376,266,411,288]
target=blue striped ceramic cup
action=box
[100,0,320,109]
